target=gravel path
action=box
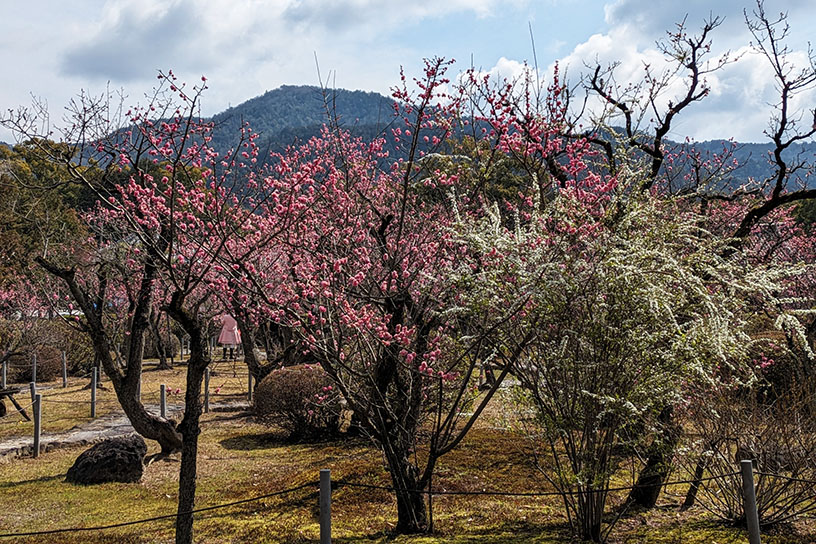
[0,402,249,462]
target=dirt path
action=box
[0,401,249,461]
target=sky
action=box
[1,0,814,143]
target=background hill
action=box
[683,139,816,189]
[3,85,814,187]
[207,85,398,155]
[205,85,815,187]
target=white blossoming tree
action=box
[451,186,800,542]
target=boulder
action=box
[66,435,147,484]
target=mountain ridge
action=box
[206,85,397,155]
[204,85,814,186]
[3,85,814,186]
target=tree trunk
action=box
[681,441,717,511]
[577,488,604,543]
[232,314,280,384]
[166,295,210,544]
[174,354,205,544]
[149,309,172,371]
[118,386,183,454]
[627,406,681,508]
[681,455,708,511]
[36,257,183,454]
[385,449,428,533]
[235,323,268,382]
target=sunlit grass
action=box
[1,365,816,542]
[0,358,251,440]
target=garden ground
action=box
[0,364,814,543]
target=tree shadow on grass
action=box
[219,432,289,451]
[219,430,355,451]
[335,519,572,543]
[0,473,64,489]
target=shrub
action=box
[59,323,94,375]
[9,344,63,383]
[679,379,816,526]
[253,366,341,439]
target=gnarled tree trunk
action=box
[149,308,172,371]
[166,295,210,544]
[627,406,680,508]
[37,257,183,454]
[384,445,428,533]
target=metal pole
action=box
[320,469,332,544]
[31,353,37,385]
[160,384,167,418]
[29,381,36,403]
[91,368,97,418]
[33,393,41,458]
[61,351,68,388]
[204,368,210,413]
[741,459,762,544]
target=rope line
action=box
[4,399,35,412]
[338,472,741,497]
[0,481,315,538]
[0,466,810,539]
[40,398,93,405]
[754,471,816,487]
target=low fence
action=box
[1,360,254,456]
[0,462,807,542]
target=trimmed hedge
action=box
[253,366,341,439]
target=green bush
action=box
[59,323,94,375]
[9,345,63,383]
[253,366,341,439]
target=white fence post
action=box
[160,384,167,419]
[204,368,210,413]
[61,351,68,388]
[91,367,98,418]
[33,393,42,458]
[741,459,762,544]
[320,469,332,544]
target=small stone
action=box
[66,435,147,484]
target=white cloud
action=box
[0,0,533,142]
[541,1,816,142]
[282,0,510,30]
[1,0,813,144]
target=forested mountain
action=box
[207,85,398,155]
[3,85,813,186]
[205,85,814,186]
[682,139,816,189]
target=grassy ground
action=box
[1,364,816,543]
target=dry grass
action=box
[1,365,816,543]
[0,358,252,440]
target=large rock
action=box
[65,435,147,484]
